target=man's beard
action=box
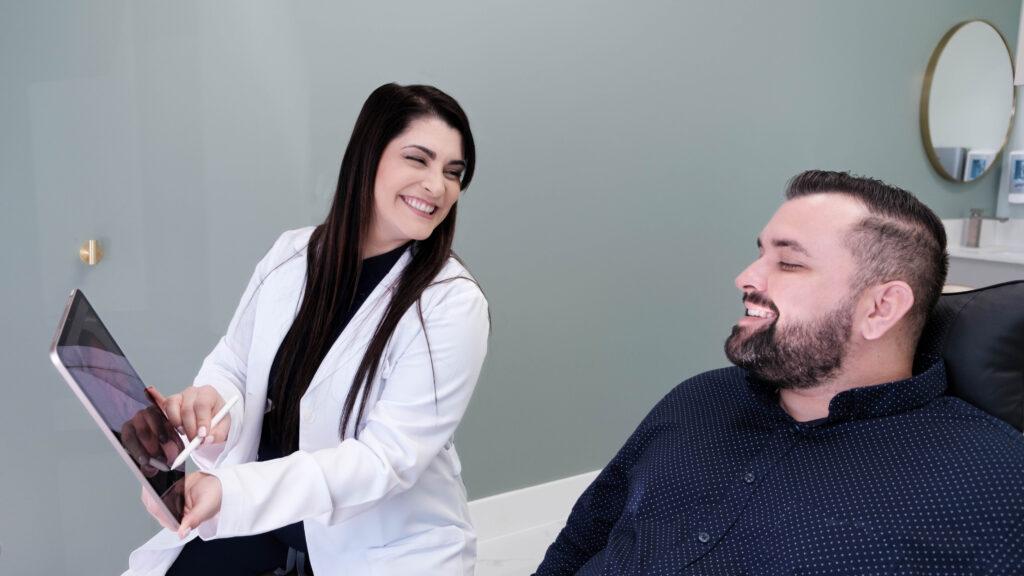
[724,293,854,390]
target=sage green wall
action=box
[1,1,1018,573]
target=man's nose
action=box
[735,259,765,293]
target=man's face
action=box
[724,194,869,389]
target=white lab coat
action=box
[124,227,489,575]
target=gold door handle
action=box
[79,239,103,266]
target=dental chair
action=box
[917,280,1024,432]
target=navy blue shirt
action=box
[535,358,1024,575]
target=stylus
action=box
[170,395,239,470]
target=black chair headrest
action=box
[916,280,1024,432]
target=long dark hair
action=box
[268,83,476,451]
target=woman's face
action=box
[365,116,465,258]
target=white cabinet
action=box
[947,255,1024,287]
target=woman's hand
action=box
[140,472,223,538]
[155,385,232,446]
[178,471,223,538]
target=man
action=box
[534,171,1024,575]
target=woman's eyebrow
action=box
[403,144,436,160]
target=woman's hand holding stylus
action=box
[154,385,232,447]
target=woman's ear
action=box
[859,281,915,341]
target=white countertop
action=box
[943,218,1024,265]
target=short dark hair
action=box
[785,170,949,336]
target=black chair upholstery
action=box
[916,280,1024,432]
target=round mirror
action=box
[921,20,1015,182]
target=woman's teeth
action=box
[403,196,436,214]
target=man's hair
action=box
[785,170,949,337]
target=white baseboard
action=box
[470,470,599,541]
[470,470,599,575]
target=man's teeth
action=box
[404,197,436,214]
[746,308,772,319]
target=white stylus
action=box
[170,395,239,470]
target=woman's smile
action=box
[401,195,438,216]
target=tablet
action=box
[49,289,185,529]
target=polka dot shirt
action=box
[534,358,1024,575]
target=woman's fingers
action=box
[145,386,167,408]
[190,386,229,444]
[184,386,227,441]
[162,393,185,435]
[178,390,199,440]
[190,388,220,442]
[177,472,223,538]
[150,386,227,444]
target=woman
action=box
[128,83,489,575]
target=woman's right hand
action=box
[153,385,232,446]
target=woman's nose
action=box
[422,170,445,197]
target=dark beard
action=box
[724,298,853,390]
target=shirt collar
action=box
[745,355,948,428]
[357,241,409,296]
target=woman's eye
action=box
[405,156,427,165]
[445,170,463,180]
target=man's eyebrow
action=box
[402,144,466,167]
[756,236,810,255]
[771,238,810,256]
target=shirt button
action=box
[302,410,315,423]
[744,472,756,484]
[697,531,710,543]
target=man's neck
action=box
[777,354,914,422]
[778,385,844,422]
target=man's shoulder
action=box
[645,366,752,419]
[921,394,1024,454]
[844,392,1024,494]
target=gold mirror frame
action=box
[920,19,1016,183]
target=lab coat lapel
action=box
[251,236,309,396]
[305,247,412,394]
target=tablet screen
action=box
[51,290,185,525]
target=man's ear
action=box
[859,281,915,341]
